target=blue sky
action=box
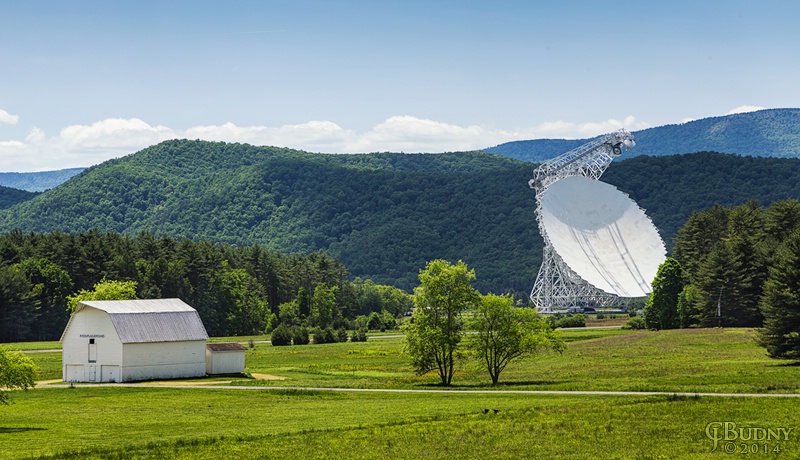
[1,0,799,171]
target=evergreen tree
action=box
[693,240,762,327]
[0,266,37,343]
[673,205,730,282]
[15,258,74,341]
[758,229,800,359]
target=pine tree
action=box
[758,229,800,359]
[673,205,730,282]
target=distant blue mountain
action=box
[0,167,85,192]
[484,108,800,162]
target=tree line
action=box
[0,229,411,343]
[644,199,800,358]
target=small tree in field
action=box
[0,346,37,405]
[471,294,565,385]
[403,260,479,386]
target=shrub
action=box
[352,315,369,331]
[292,326,310,345]
[367,312,383,330]
[623,316,647,330]
[336,327,349,343]
[264,313,278,333]
[270,324,292,346]
[311,326,325,344]
[555,314,585,328]
[381,310,397,330]
[350,329,368,342]
[596,313,605,320]
[313,327,337,344]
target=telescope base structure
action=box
[531,244,626,313]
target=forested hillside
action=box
[603,152,800,245]
[3,140,800,295]
[0,185,38,209]
[486,108,800,162]
[0,167,85,192]
[0,140,540,293]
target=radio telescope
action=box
[529,130,666,312]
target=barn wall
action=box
[61,308,123,382]
[120,341,206,381]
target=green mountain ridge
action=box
[3,140,800,294]
[485,108,800,162]
[0,185,38,209]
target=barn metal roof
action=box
[79,298,199,314]
[61,299,209,343]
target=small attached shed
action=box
[206,343,247,375]
[60,299,209,383]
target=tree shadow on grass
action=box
[0,427,47,434]
[417,380,569,389]
[776,361,800,367]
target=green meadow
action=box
[4,327,800,459]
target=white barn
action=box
[61,299,209,383]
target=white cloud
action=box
[59,118,176,150]
[0,109,20,125]
[726,105,766,115]
[0,114,650,171]
[518,116,650,140]
[184,120,355,150]
[0,140,26,149]
[346,116,507,153]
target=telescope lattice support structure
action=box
[529,130,636,313]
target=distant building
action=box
[206,342,247,375]
[60,299,209,383]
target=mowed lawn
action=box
[4,327,800,458]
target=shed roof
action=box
[60,299,209,343]
[207,342,248,352]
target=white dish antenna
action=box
[529,129,666,312]
[539,176,665,298]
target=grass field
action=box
[4,327,800,459]
[223,328,797,394]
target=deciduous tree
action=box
[403,260,479,386]
[0,346,36,405]
[471,294,564,385]
[66,278,138,312]
[644,258,684,330]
